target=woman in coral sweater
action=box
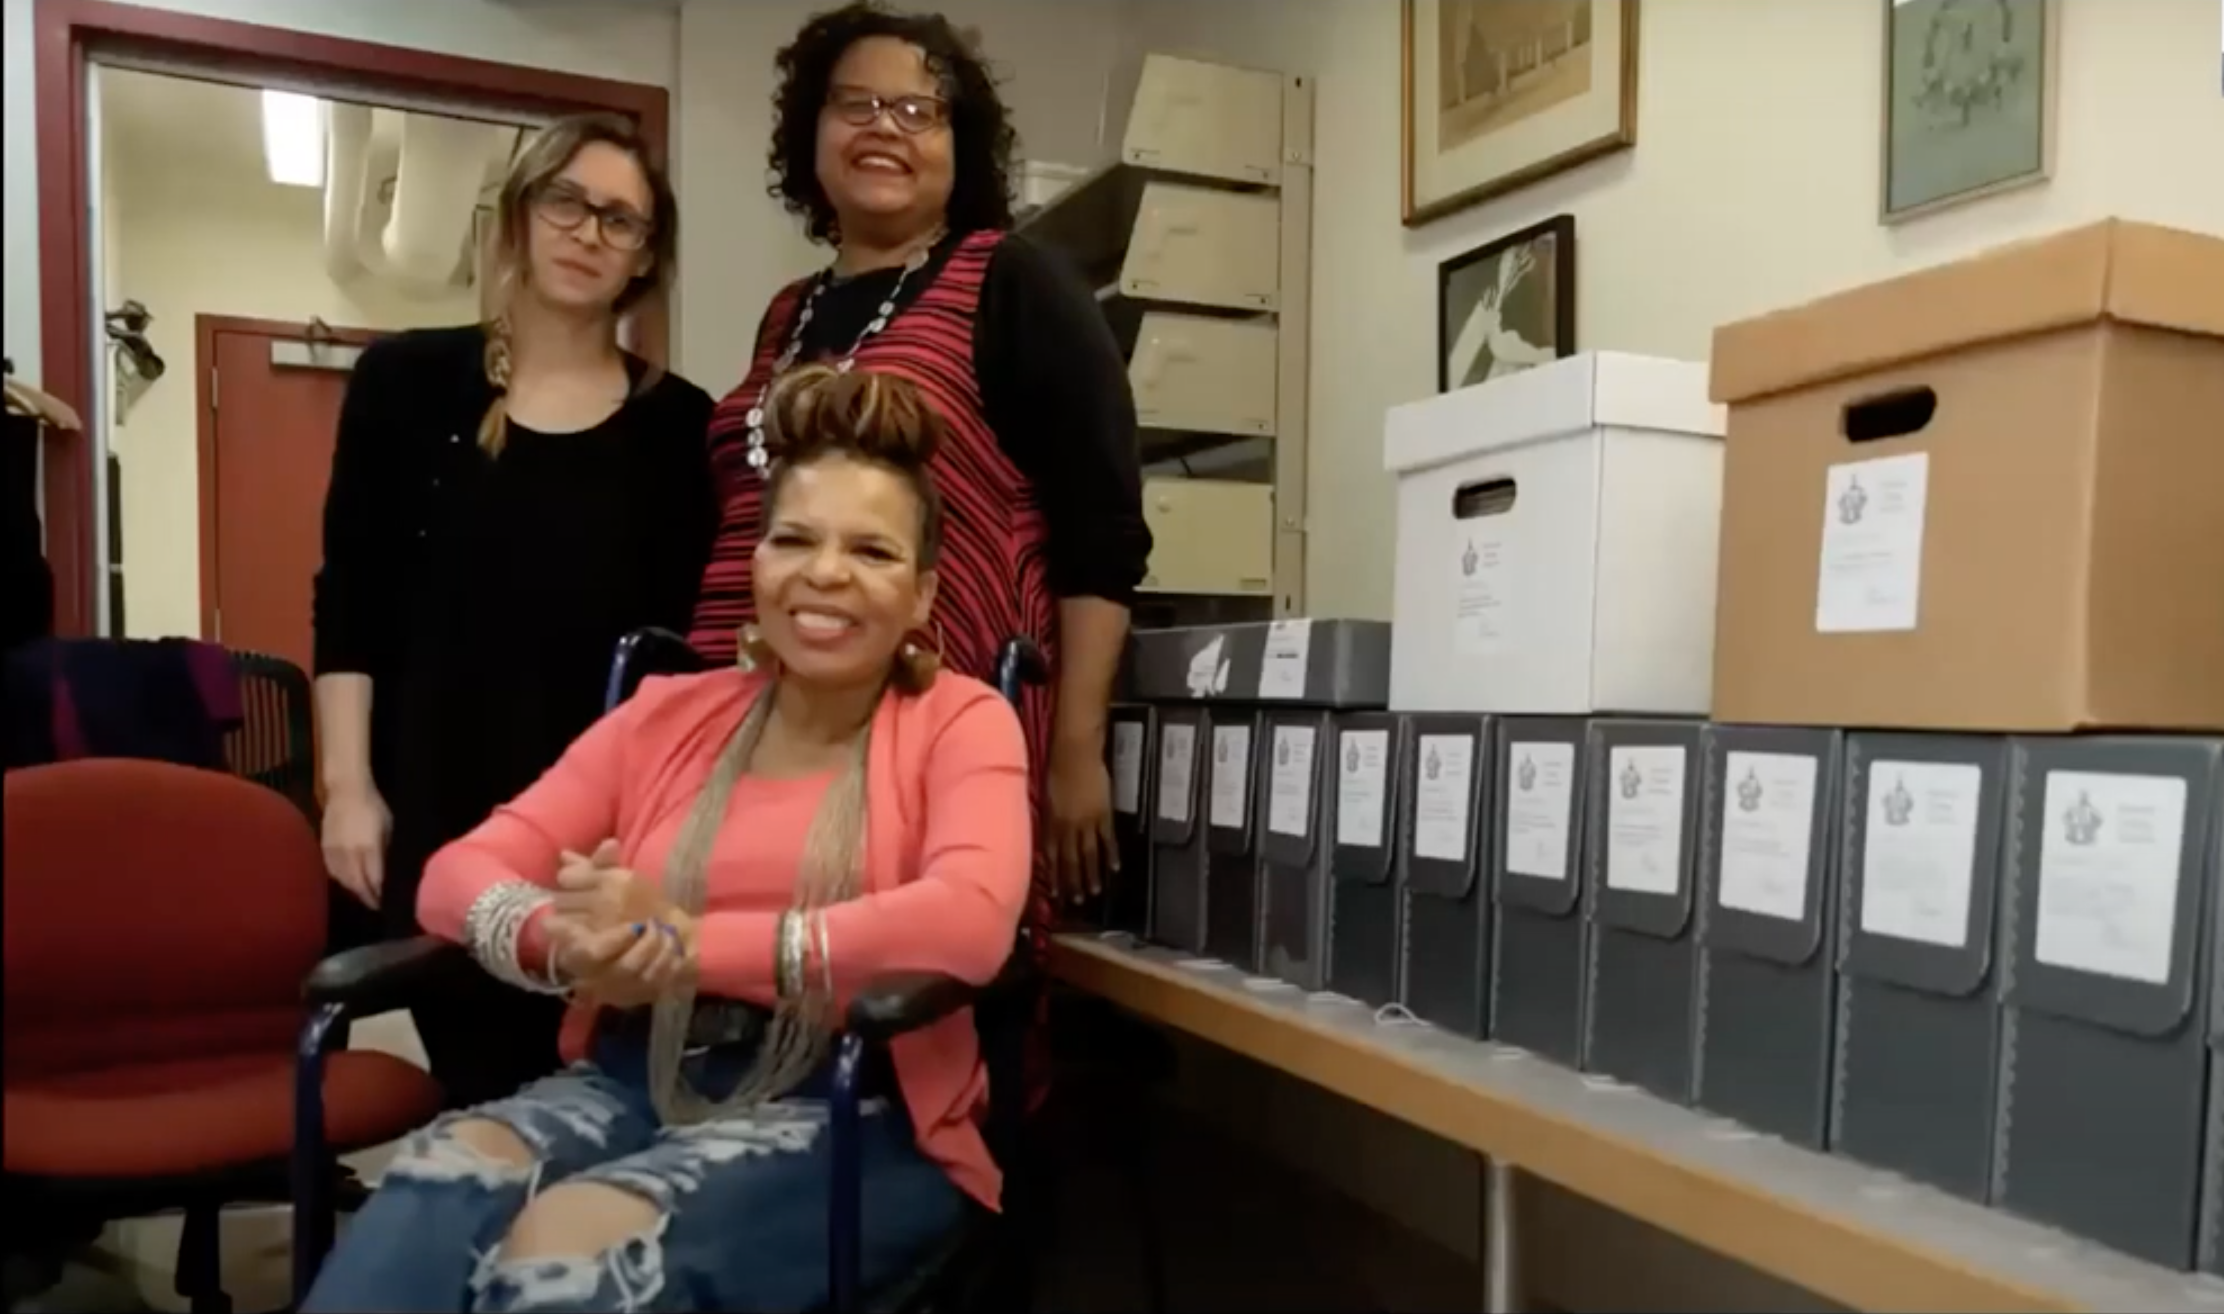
[303,364,1029,1314]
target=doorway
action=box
[195,315,378,675]
[36,0,673,639]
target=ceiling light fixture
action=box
[261,89,327,188]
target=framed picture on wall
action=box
[1880,0,2057,223]
[1401,1,1640,227]
[1437,215,1576,393]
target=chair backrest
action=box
[3,759,328,1079]
[604,627,710,713]
[225,649,317,822]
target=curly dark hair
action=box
[767,2,1017,245]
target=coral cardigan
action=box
[416,668,1032,1209]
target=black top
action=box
[773,231,1150,603]
[313,324,715,920]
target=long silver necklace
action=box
[741,242,937,472]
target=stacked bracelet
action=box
[462,881,571,996]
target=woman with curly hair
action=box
[689,2,1151,929]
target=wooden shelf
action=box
[1052,936,2224,1314]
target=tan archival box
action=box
[1709,219,2224,732]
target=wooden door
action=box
[198,316,377,676]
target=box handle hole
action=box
[1842,387,1937,444]
[1453,477,1517,520]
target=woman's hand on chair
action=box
[321,779,391,907]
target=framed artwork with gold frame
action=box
[1401,0,1640,228]
[1879,0,2057,223]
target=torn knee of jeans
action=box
[470,1213,672,1313]
[388,1121,539,1190]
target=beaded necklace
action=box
[740,241,938,472]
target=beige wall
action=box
[1129,0,2224,620]
[102,129,482,641]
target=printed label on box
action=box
[1414,733,1477,862]
[1336,729,1390,849]
[1453,529,1512,657]
[1717,751,1820,922]
[2035,770,2187,986]
[1111,722,1145,816]
[1209,724,1253,829]
[1859,759,1982,948]
[1816,452,1929,634]
[1506,741,1577,881]
[1267,725,1318,838]
[1156,724,1195,825]
[1606,746,1688,896]
[1259,620,1313,700]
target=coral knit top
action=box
[416,667,1032,1210]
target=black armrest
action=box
[843,972,982,1042]
[304,935,469,1015]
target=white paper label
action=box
[1209,724,1252,829]
[1817,452,1929,634]
[1605,746,1689,896]
[1185,635,1230,699]
[1155,723,1195,824]
[1110,722,1145,816]
[1505,741,1577,880]
[1267,725,1318,837]
[1413,734,1477,862]
[1335,729,1390,849]
[1452,528,1512,657]
[1259,620,1313,700]
[1717,751,1820,922]
[1859,759,1983,947]
[2034,770,2188,985]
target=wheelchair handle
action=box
[993,636,1048,705]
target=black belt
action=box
[601,999,770,1053]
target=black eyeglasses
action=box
[532,184,654,252]
[825,87,949,135]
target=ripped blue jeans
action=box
[301,1022,968,1313]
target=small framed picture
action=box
[1880,0,2057,223]
[1437,215,1576,393]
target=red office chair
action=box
[2,759,445,1313]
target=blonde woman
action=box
[302,367,1028,1313]
[312,114,716,1108]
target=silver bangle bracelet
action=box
[461,881,571,997]
[814,910,833,998]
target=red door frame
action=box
[36,0,673,637]
[193,312,384,641]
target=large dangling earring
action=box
[737,623,776,675]
[896,623,946,692]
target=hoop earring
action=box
[896,623,946,692]
[737,623,777,675]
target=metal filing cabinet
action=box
[1831,733,2011,1203]
[1490,717,1592,1065]
[1994,736,2222,1269]
[1325,713,1406,1007]
[1694,726,1846,1151]
[1149,708,1208,952]
[1399,715,1496,1038]
[1582,720,1705,1103]
[1203,709,1264,968]
[1258,711,1336,989]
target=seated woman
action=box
[304,364,1030,1314]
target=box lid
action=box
[1710,219,2224,404]
[1383,351,1723,476]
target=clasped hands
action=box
[547,840,696,1008]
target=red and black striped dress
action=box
[691,230,1062,938]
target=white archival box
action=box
[1383,351,1727,715]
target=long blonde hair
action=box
[477,113,678,457]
